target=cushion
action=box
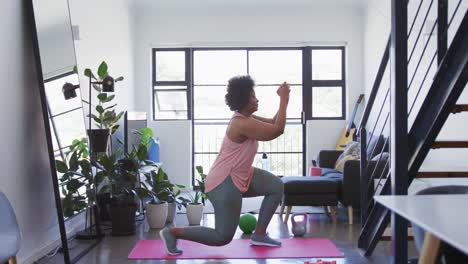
[282,176,339,194]
[335,141,360,168]
[321,168,341,176]
[334,155,359,172]
[322,173,343,182]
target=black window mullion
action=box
[152,48,191,121]
[341,46,346,120]
[152,48,156,119]
[186,48,192,120]
[154,88,187,92]
[310,80,344,86]
[303,47,312,120]
[154,81,187,86]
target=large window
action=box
[192,49,304,185]
[152,47,346,185]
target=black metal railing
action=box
[357,0,467,258]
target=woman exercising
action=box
[160,75,289,255]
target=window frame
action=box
[152,48,192,120]
[306,46,346,120]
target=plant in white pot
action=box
[178,166,208,226]
[178,191,204,226]
[137,169,173,229]
[155,168,186,223]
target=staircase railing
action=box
[357,0,467,259]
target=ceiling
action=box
[133,0,368,10]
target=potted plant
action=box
[154,168,185,223]
[98,136,161,233]
[137,169,172,229]
[178,166,208,225]
[94,149,139,236]
[178,189,204,226]
[84,61,124,153]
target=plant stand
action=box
[75,205,104,240]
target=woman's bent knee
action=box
[274,179,284,195]
[211,234,234,246]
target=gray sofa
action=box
[280,133,388,225]
[316,134,389,224]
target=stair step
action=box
[417,171,468,178]
[432,141,468,148]
[452,104,468,114]
[381,227,414,241]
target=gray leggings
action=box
[180,168,284,246]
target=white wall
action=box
[69,0,135,124]
[363,0,468,171]
[0,1,84,263]
[132,0,365,183]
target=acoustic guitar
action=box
[335,94,364,150]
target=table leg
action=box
[331,206,337,224]
[418,232,441,264]
[279,203,285,220]
[284,206,292,224]
[323,206,329,216]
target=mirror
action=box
[29,0,99,263]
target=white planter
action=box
[186,203,204,225]
[166,202,177,223]
[146,202,168,229]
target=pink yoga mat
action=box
[128,238,343,260]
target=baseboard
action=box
[22,213,86,264]
[23,227,78,264]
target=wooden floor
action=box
[37,206,418,264]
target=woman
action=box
[160,75,290,255]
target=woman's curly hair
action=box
[225,75,255,111]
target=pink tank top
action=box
[205,112,258,193]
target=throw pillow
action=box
[334,155,359,172]
[335,141,360,167]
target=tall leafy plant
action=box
[94,136,159,205]
[84,61,124,134]
[137,168,185,207]
[69,137,89,158]
[94,149,138,205]
[133,128,154,150]
[137,169,171,205]
[56,142,94,217]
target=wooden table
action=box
[375,194,468,263]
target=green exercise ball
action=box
[239,213,257,234]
